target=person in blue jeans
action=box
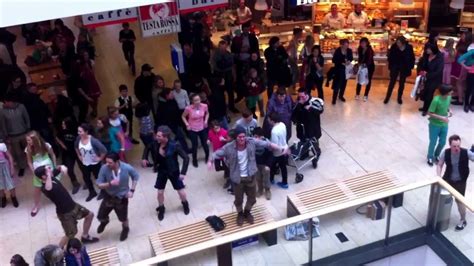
[427,85,452,166]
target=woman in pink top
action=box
[208,120,231,188]
[441,39,455,85]
[182,93,210,167]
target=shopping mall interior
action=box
[0,0,473,265]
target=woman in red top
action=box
[355,37,375,101]
[79,51,102,117]
[182,94,210,167]
[208,120,231,188]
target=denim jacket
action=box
[212,138,271,184]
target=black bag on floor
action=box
[206,215,226,232]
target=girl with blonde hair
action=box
[441,38,456,85]
[26,130,57,216]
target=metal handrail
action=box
[131,177,447,265]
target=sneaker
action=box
[11,197,19,208]
[397,98,403,105]
[86,191,97,202]
[18,168,25,177]
[363,96,368,102]
[72,183,81,195]
[277,182,289,189]
[464,105,470,113]
[192,159,198,168]
[236,211,244,226]
[383,98,389,104]
[422,111,427,116]
[427,158,434,167]
[470,105,474,112]
[243,210,254,224]
[120,226,129,241]
[455,220,467,231]
[81,235,99,244]
[182,201,190,215]
[131,139,140,144]
[223,179,231,189]
[355,95,360,100]
[1,197,6,208]
[97,222,109,234]
[265,189,272,200]
[157,205,165,221]
[339,97,346,102]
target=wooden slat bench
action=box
[149,204,276,265]
[287,170,402,217]
[89,246,120,265]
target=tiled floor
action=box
[0,19,472,265]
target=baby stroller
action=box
[288,137,321,183]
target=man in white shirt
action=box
[268,112,289,189]
[347,4,370,29]
[171,80,189,111]
[322,4,346,29]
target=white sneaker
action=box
[363,96,368,102]
[355,95,360,100]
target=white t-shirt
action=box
[25,143,53,169]
[271,122,288,157]
[468,44,474,51]
[237,149,249,177]
[0,143,7,152]
[78,138,99,166]
[347,11,370,29]
[322,13,346,29]
[237,6,252,24]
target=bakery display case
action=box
[401,32,459,58]
[319,29,389,56]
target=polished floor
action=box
[0,20,473,265]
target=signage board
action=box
[178,0,228,14]
[82,8,138,28]
[138,2,181,37]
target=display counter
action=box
[261,19,312,34]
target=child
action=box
[135,102,155,149]
[207,120,231,190]
[26,130,57,216]
[107,107,128,162]
[171,80,190,115]
[253,127,273,200]
[55,117,81,194]
[0,142,19,207]
[245,68,263,119]
[115,84,139,144]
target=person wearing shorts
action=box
[34,165,99,248]
[142,125,190,221]
[96,152,139,241]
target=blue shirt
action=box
[97,162,139,198]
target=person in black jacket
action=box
[134,64,155,106]
[355,37,375,101]
[418,43,444,116]
[264,37,292,99]
[141,125,190,221]
[331,39,353,105]
[119,22,136,75]
[305,45,325,100]
[384,36,415,104]
[208,74,229,129]
[436,134,474,231]
[156,88,190,153]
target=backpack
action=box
[206,215,226,232]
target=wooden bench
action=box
[287,170,402,217]
[149,204,276,265]
[89,246,120,265]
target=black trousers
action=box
[188,129,209,162]
[465,73,474,107]
[386,69,408,100]
[122,46,136,74]
[356,65,375,97]
[332,76,348,102]
[62,151,79,185]
[80,163,101,194]
[217,70,235,109]
[422,84,437,112]
[270,155,288,185]
[305,75,324,100]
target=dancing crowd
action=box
[1,11,473,266]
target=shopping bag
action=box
[284,218,320,241]
[357,66,369,85]
[345,63,354,80]
[411,75,421,98]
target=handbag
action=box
[206,215,226,232]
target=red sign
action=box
[178,0,228,14]
[138,2,181,37]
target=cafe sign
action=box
[82,8,138,28]
[138,1,181,37]
[178,0,228,14]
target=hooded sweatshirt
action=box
[1,103,30,136]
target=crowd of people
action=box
[0,9,473,265]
